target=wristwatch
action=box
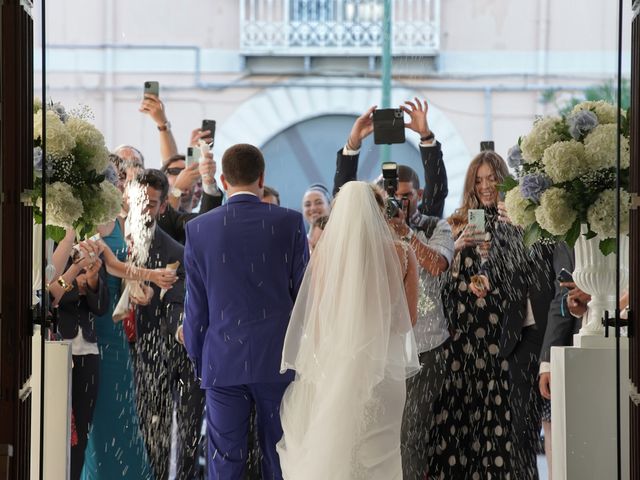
[157,121,171,132]
[170,186,183,198]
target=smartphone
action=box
[186,147,201,167]
[468,209,485,234]
[557,268,574,284]
[201,119,216,146]
[480,141,495,151]
[373,108,406,145]
[143,81,159,97]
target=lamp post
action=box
[381,0,392,163]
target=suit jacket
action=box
[539,242,581,363]
[469,211,555,359]
[57,262,110,342]
[135,225,185,345]
[332,141,448,218]
[157,191,223,244]
[184,193,309,388]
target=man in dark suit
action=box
[131,169,204,480]
[159,151,223,244]
[496,234,556,480]
[183,144,309,479]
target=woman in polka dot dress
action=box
[428,151,527,479]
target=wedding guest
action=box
[131,169,204,480]
[263,185,281,206]
[138,92,178,164]
[156,149,223,244]
[429,150,530,478]
[301,183,332,228]
[49,238,109,480]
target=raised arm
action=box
[333,105,376,196]
[100,242,176,289]
[138,93,178,164]
[401,98,448,218]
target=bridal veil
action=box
[278,180,420,479]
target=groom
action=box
[183,143,309,479]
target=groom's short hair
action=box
[222,144,265,186]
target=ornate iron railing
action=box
[240,0,440,55]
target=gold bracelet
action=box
[57,276,74,293]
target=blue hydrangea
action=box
[519,173,552,203]
[567,109,598,140]
[507,144,524,168]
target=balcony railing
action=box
[240,0,440,56]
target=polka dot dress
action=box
[428,239,513,479]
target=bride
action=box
[277,181,420,479]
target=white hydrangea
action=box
[66,117,110,172]
[46,182,83,228]
[571,100,618,125]
[504,188,535,228]
[583,123,630,170]
[34,111,76,158]
[541,140,588,183]
[520,116,564,164]
[587,189,630,238]
[83,181,123,226]
[34,98,42,114]
[535,187,577,236]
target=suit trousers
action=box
[205,382,289,480]
[400,341,449,480]
[70,354,100,480]
[507,326,544,480]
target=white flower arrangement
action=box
[33,99,122,240]
[504,188,536,228]
[503,100,629,255]
[520,116,564,164]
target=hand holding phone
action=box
[373,108,406,145]
[468,209,485,234]
[143,81,159,97]
[201,119,216,146]
[186,147,201,167]
[557,268,574,284]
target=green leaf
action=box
[523,223,542,247]
[525,202,537,212]
[497,176,518,192]
[565,219,581,248]
[599,238,617,256]
[45,225,66,243]
[584,229,597,240]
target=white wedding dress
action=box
[277,181,420,480]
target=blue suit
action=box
[184,193,308,479]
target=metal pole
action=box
[381,0,392,163]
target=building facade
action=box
[35,0,632,212]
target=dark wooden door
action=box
[0,1,34,479]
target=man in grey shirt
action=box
[393,212,454,480]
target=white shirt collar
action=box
[229,191,259,198]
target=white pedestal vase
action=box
[572,226,629,336]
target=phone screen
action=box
[468,209,485,233]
